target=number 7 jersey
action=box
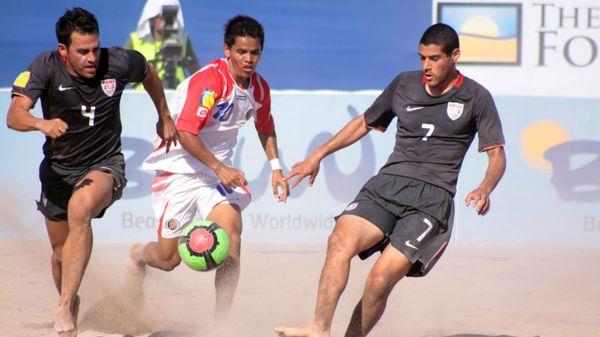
[143,58,275,174]
[364,71,505,196]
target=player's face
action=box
[419,43,459,94]
[59,32,100,78]
[224,36,262,86]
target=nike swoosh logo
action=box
[405,240,418,250]
[406,106,424,111]
[58,84,74,91]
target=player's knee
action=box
[67,202,94,227]
[365,270,396,297]
[326,230,355,260]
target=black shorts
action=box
[37,154,127,221]
[337,174,454,277]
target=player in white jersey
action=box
[128,15,289,321]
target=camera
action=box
[157,5,184,89]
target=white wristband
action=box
[270,158,282,171]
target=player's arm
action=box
[465,146,506,215]
[142,64,178,152]
[178,131,247,190]
[258,130,289,203]
[6,95,67,138]
[286,114,370,188]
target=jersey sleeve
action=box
[253,76,275,133]
[109,47,148,83]
[11,52,51,103]
[175,68,224,135]
[125,49,149,83]
[363,75,401,131]
[475,88,505,152]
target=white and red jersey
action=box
[143,58,274,174]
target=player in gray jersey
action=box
[275,23,506,337]
[6,8,177,336]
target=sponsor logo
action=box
[345,202,359,211]
[407,106,424,112]
[437,2,522,64]
[58,84,75,92]
[405,240,419,250]
[101,79,116,96]
[13,71,30,88]
[197,107,208,118]
[200,88,217,109]
[447,102,464,121]
[166,218,179,230]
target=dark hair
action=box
[55,7,99,46]
[224,15,264,50]
[419,23,459,56]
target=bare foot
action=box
[54,295,80,336]
[274,322,330,337]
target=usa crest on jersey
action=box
[447,102,464,121]
[101,79,116,97]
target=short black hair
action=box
[55,7,99,46]
[419,23,459,56]
[224,15,264,50]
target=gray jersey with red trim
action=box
[364,70,504,195]
[11,47,148,168]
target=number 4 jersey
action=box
[11,47,148,168]
[142,58,275,175]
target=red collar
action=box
[420,72,464,88]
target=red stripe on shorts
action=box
[157,201,169,237]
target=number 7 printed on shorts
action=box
[405,218,433,250]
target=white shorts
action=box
[151,171,251,238]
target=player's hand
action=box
[285,154,321,189]
[215,164,247,190]
[36,118,68,139]
[156,115,178,153]
[465,186,491,216]
[271,170,289,203]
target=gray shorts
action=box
[337,174,454,277]
[37,154,127,221]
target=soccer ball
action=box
[178,220,230,271]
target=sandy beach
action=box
[1,237,599,337]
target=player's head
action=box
[56,7,100,78]
[418,23,460,93]
[223,15,264,83]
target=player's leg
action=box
[45,218,69,293]
[345,206,450,337]
[129,173,192,272]
[344,245,412,337]
[207,202,242,321]
[275,215,385,337]
[55,170,114,334]
[130,235,181,271]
